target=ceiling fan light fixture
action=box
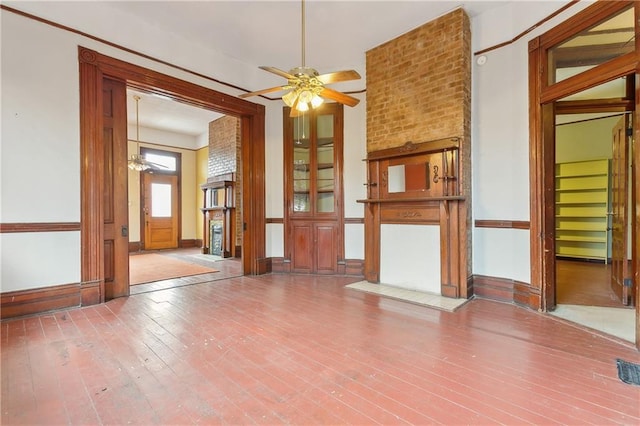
[296,101,310,112]
[298,89,313,104]
[282,90,298,107]
[310,94,324,108]
[238,0,361,115]
[128,154,151,171]
[127,94,167,172]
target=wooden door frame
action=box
[79,46,267,304]
[528,0,640,348]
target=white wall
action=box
[0,5,273,292]
[470,1,591,282]
[380,225,441,294]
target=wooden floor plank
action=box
[2,273,639,425]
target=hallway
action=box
[2,274,639,424]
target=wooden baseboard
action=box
[1,283,81,319]
[472,274,538,309]
[130,240,203,252]
[342,259,364,276]
[270,258,289,273]
[180,239,198,248]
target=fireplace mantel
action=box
[358,138,471,298]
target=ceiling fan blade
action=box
[316,70,361,85]
[239,85,290,98]
[259,66,296,80]
[319,87,360,107]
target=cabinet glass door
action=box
[293,115,310,212]
[316,113,335,213]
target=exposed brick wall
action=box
[208,116,238,177]
[366,8,471,155]
[366,8,472,277]
[208,115,243,250]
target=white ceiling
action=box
[9,1,512,137]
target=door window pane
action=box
[151,183,172,217]
[548,5,634,85]
[145,152,177,171]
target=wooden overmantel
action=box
[357,138,471,298]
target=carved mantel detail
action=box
[357,137,470,299]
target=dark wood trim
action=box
[529,0,639,344]
[474,0,580,56]
[180,239,198,248]
[129,241,142,252]
[79,48,105,304]
[343,259,365,277]
[541,53,636,104]
[474,220,530,230]
[635,0,640,348]
[1,283,80,319]
[266,218,284,224]
[79,47,266,309]
[80,280,101,307]
[0,222,81,233]
[366,138,459,161]
[359,196,465,204]
[555,98,634,115]
[361,137,469,297]
[344,218,364,225]
[270,258,288,274]
[472,274,539,310]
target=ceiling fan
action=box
[239,0,361,116]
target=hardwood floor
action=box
[2,274,639,425]
[129,248,243,295]
[556,258,632,308]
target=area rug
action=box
[616,359,640,386]
[129,253,218,285]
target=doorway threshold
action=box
[550,304,635,344]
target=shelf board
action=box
[555,187,608,192]
[555,235,606,243]
[555,215,606,219]
[555,201,607,205]
[555,172,607,179]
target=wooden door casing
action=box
[102,78,130,300]
[143,173,179,250]
[611,115,631,304]
[80,47,267,308]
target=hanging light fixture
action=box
[237,0,365,117]
[127,95,168,172]
[127,95,150,171]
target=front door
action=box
[142,173,179,250]
[611,114,632,305]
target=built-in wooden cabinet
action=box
[555,159,610,262]
[201,175,235,257]
[284,103,344,274]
